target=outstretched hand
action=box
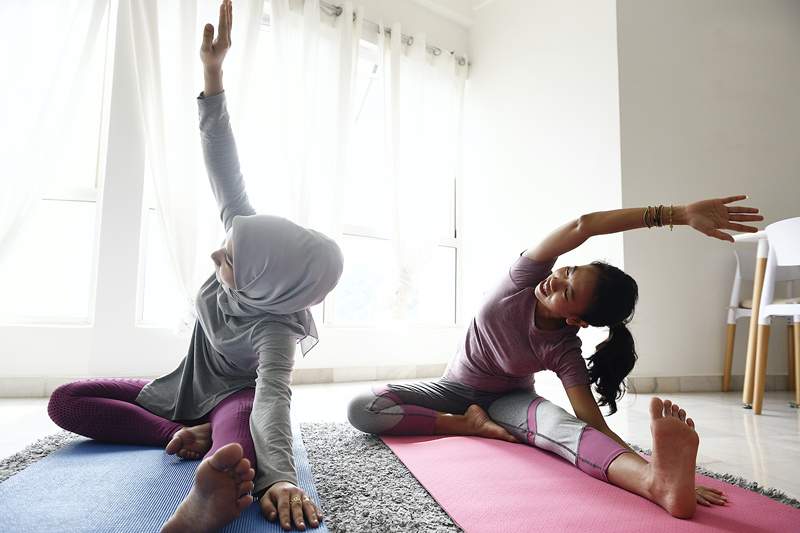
[201,0,232,73]
[696,485,728,507]
[685,195,763,242]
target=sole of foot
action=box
[648,397,699,519]
[161,442,256,533]
[166,423,212,460]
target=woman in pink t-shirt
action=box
[349,195,762,519]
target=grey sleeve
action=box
[250,333,298,494]
[198,91,256,232]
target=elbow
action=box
[575,214,593,239]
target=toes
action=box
[165,435,182,455]
[671,404,681,418]
[238,480,254,497]
[662,400,673,417]
[208,443,244,471]
[237,494,254,512]
[235,459,251,476]
[687,417,695,429]
[649,397,664,419]
[678,409,687,422]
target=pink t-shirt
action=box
[444,255,590,393]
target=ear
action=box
[566,317,589,328]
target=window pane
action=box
[139,209,186,325]
[330,236,456,325]
[0,200,96,321]
[330,236,393,324]
[407,246,457,325]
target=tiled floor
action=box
[2,375,799,499]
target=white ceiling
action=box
[408,0,500,28]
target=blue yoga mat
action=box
[0,423,328,533]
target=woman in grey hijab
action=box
[47,2,342,531]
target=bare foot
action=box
[166,423,212,460]
[464,404,519,443]
[646,397,699,519]
[161,443,256,533]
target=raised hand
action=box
[201,0,233,74]
[685,195,763,242]
[261,481,323,531]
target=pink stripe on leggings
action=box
[576,426,629,482]
[370,385,438,435]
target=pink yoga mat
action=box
[382,435,800,533]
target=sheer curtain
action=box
[127,0,264,323]
[0,0,110,254]
[379,24,468,319]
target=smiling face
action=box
[210,237,235,289]
[534,265,598,326]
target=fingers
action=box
[727,206,760,214]
[725,222,759,233]
[291,494,306,530]
[302,498,320,528]
[697,493,712,507]
[720,195,748,204]
[728,213,763,222]
[707,229,734,242]
[277,494,292,530]
[201,23,214,51]
[260,495,278,522]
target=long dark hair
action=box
[582,261,638,415]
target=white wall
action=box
[461,0,624,354]
[617,0,800,378]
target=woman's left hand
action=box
[684,195,763,242]
[261,481,323,531]
[696,485,728,507]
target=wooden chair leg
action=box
[789,323,796,392]
[753,324,771,414]
[723,324,736,392]
[794,322,800,408]
[743,255,768,406]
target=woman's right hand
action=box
[200,0,232,74]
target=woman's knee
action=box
[347,387,398,434]
[47,382,82,430]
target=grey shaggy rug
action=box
[3,424,799,533]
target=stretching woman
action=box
[48,2,342,531]
[349,197,762,518]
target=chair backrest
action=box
[733,243,757,281]
[765,217,800,267]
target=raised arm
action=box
[524,196,763,263]
[199,0,255,231]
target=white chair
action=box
[752,217,800,414]
[722,242,799,395]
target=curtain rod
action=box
[261,1,468,66]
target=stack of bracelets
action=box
[643,204,674,231]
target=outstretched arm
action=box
[524,196,763,263]
[199,0,256,231]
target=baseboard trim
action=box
[0,364,449,398]
[626,374,792,394]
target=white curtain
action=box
[379,24,468,319]
[127,0,264,322]
[0,0,110,254]
[259,0,363,235]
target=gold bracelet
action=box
[668,205,674,231]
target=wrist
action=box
[672,205,688,225]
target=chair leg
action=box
[743,255,768,406]
[793,321,800,408]
[753,324,770,415]
[723,323,736,392]
[789,323,795,392]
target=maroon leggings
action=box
[47,379,256,466]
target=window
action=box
[0,2,113,324]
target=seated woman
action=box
[47,2,342,531]
[348,197,762,518]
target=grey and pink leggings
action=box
[47,379,256,466]
[347,379,629,482]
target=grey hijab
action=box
[211,215,343,355]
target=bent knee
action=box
[347,388,399,434]
[47,382,82,430]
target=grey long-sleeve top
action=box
[136,91,303,494]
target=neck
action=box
[534,301,567,330]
